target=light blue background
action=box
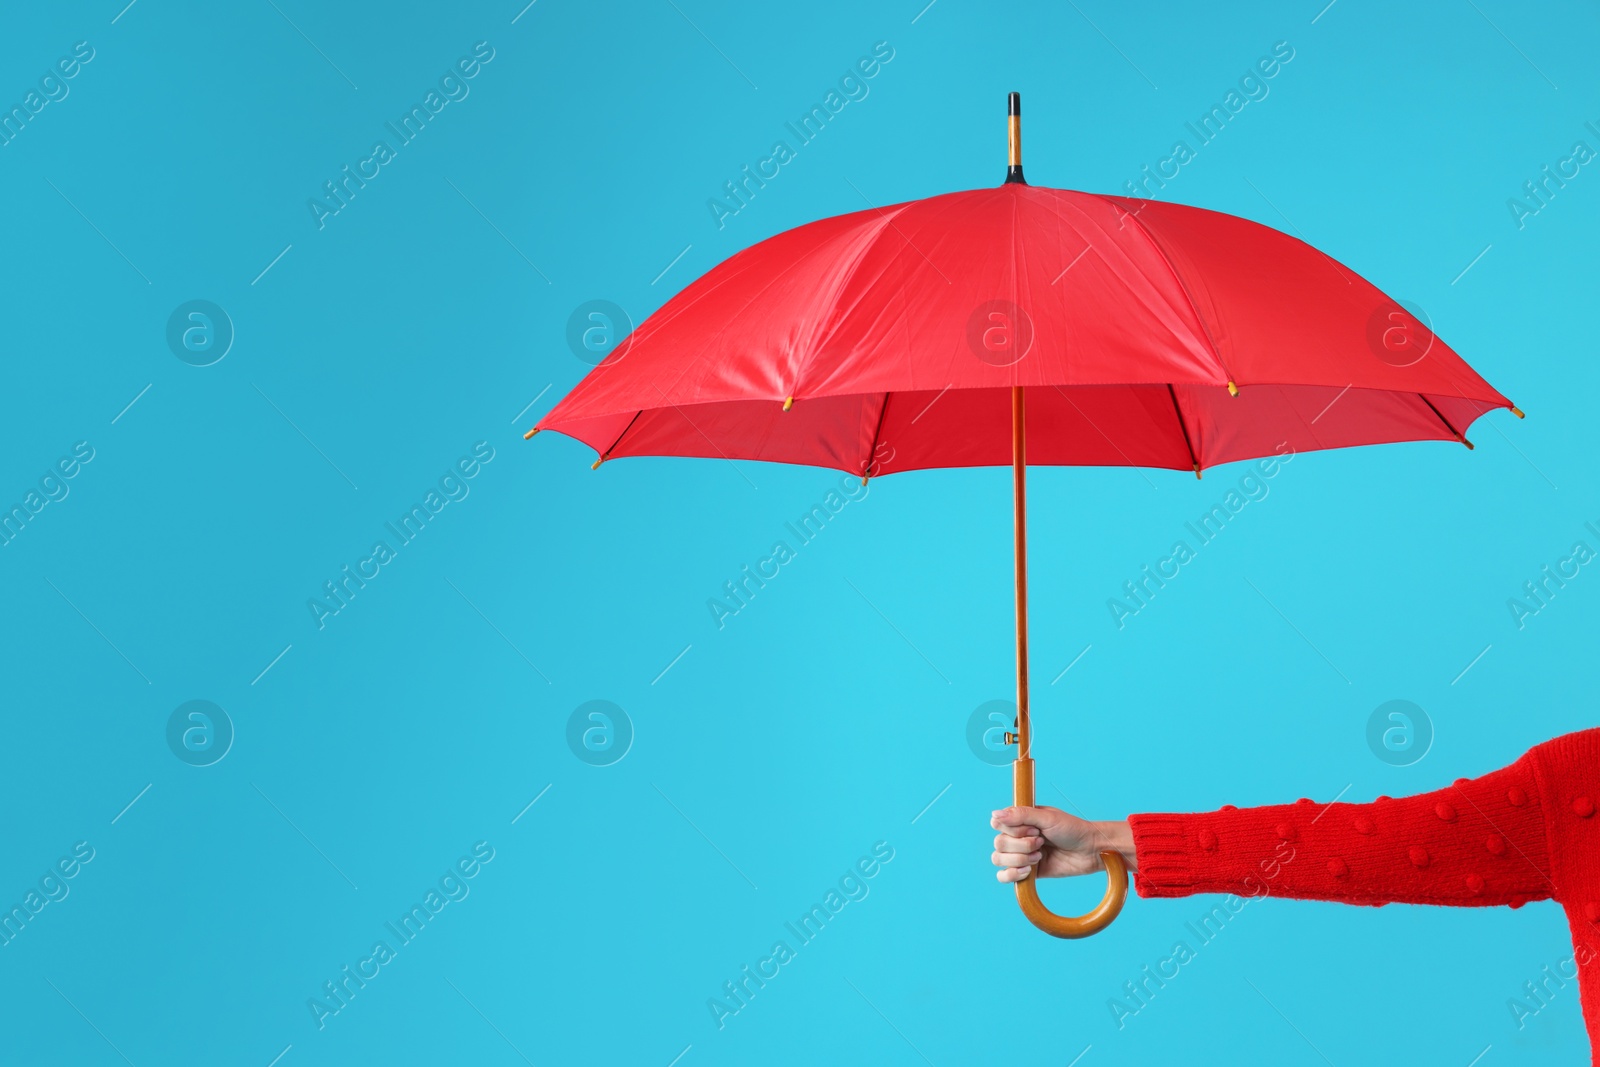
[0,0,1594,1063]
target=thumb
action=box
[990,805,1049,830]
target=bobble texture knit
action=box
[1130,728,1600,1060]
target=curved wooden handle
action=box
[1016,850,1128,939]
[1013,756,1128,938]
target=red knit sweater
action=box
[1130,728,1600,1060]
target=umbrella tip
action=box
[1004,92,1026,185]
[1227,380,1239,397]
[1511,404,1525,419]
[1462,437,1475,451]
[591,456,605,470]
[783,396,794,411]
[1193,464,1202,480]
[523,427,540,440]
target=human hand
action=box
[989,806,1135,884]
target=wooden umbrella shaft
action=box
[1010,383,1129,938]
[1012,385,1031,758]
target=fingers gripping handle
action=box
[1013,757,1128,938]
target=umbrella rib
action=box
[599,409,644,461]
[1084,192,1234,388]
[842,179,952,284]
[640,384,761,487]
[1416,392,1468,445]
[1165,384,1201,476]
[794,215,908,399]
[576,252,763,396]
[805,193,967,397]
[864,392,892,477]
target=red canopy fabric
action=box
[536,184,1513,477]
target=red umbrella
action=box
[529,94,1521,938]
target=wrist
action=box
[1092,819,1137,872]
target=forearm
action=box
[1129,753,1552,907]
[1090,820,1138,873]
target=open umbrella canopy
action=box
[533,183,1518,477]
[530,93,1521,939]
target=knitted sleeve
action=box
[1129,751,1553,907]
